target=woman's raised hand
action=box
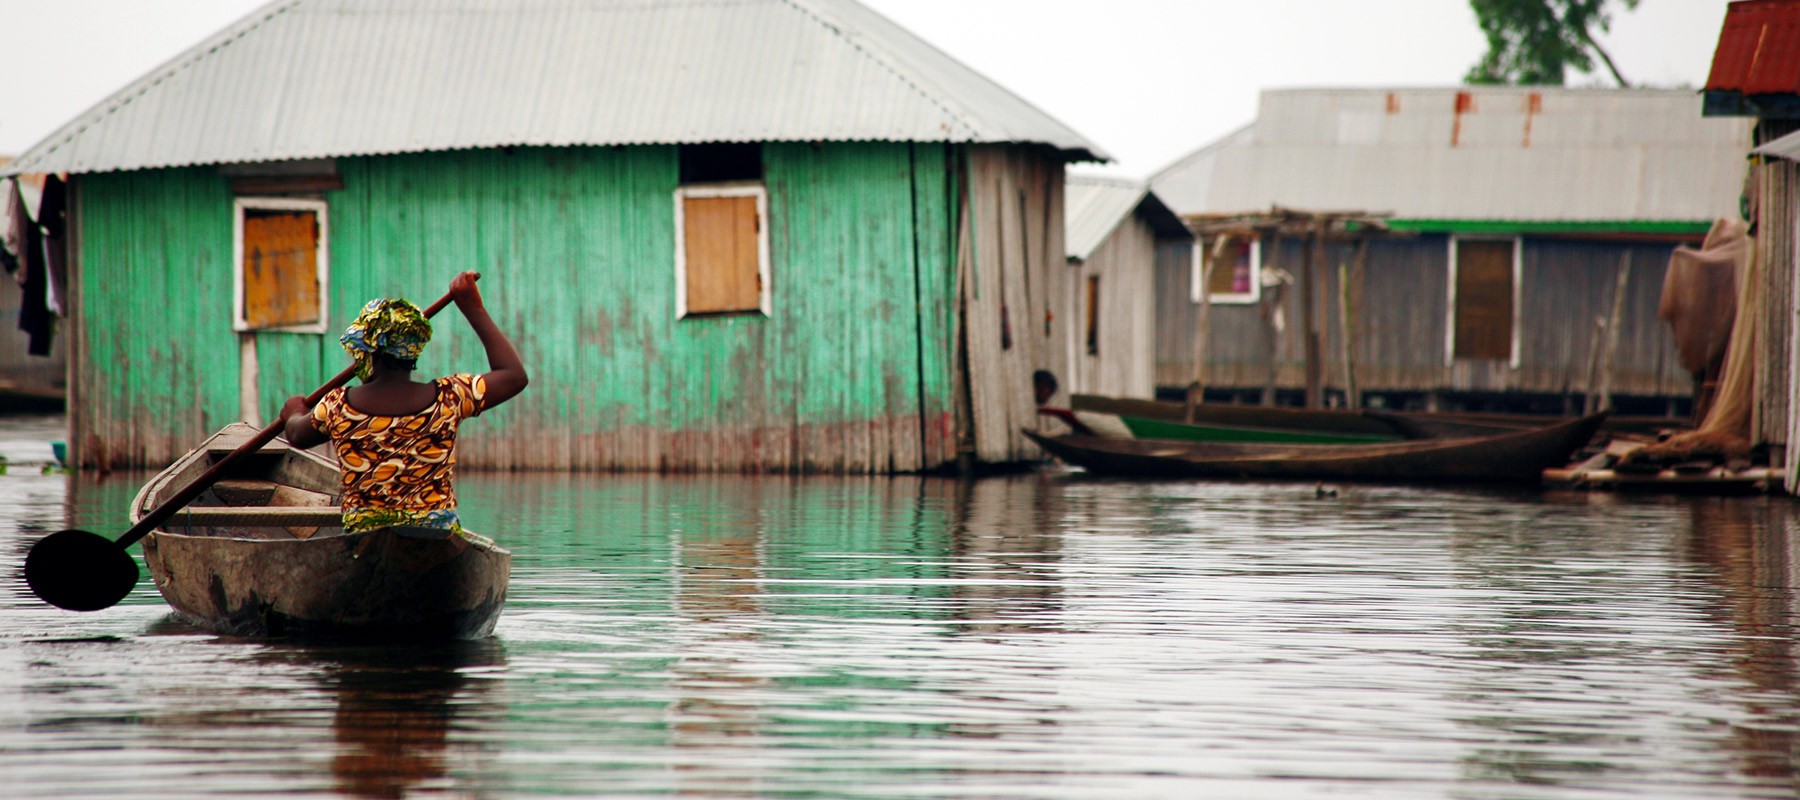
[449,271,484,308]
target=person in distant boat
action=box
[1030,368,1094,435]
[281,271,528,540]
[1033,369,1059,407]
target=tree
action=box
[1465,0,1640,87]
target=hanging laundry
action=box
[1,177,24,276]
[5,178,54,356]
[38,176,67,318]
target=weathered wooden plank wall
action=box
[72,142,965,472]
[1516,239,1686,400]
[1157,237,1445,395]
[1153,234,1691,403]
[960,145,1065,464]
[1757,157,1794,449]
[1069,214,1157,399]
[1336,239,1446,392]
[1151,238,1200,390]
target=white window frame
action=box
[1192,235,1261,304]
[673,183,771,319]
[233,196,329,333]
[1444,235,1522,368]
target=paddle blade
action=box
[24,529,140,612]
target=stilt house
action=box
[1706,0,1800,490]
[1060,176,1191,400]
[3,0,1107,472]
[1150,87,1752,415]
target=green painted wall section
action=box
[75,142,959,469]
[78,168,240,462]
[327,146,678,442]
[762,142,955,429]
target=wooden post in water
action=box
[1303,218,1326,409]
[1261,264,1280,407]
[1187,235,1230,423]
[1593,251,1633,414]
[1582,315,1606,416]
[1337,238,1367,411]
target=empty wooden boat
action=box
[1066,393,1531,444]
[1024,413,1607,483]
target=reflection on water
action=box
[3,423,1800,797]
[1682,499,1800,787]
[312,640,505,799]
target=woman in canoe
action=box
[281,271,528,539]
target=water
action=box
[2,413,1799,798]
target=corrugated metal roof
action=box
[1064,175,1188,261]
[1706,0,1800,96]
[8,0,1106,176]
[1754,126,1800,159]
[1150,87,1752,224]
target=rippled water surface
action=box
[3,413,1800,798]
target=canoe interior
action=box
[1025,413,1608,484]
[1112,413,1403,445]
[135,428,348,542]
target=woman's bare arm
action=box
[450,271,529,408]
[281,396,328,448]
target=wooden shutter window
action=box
[682,194,762,315]
[242,209,321,329]
[1208,240,1247,296]
[1453,240,1514,361]
[1200,237,1258,303]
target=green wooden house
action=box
[5,0,1106,472]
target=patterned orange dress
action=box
[311,374,486,536]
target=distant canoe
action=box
[131,423,510,639]
[1024,413,1607,483]
[1070,393,1675,441]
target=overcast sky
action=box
[0,0,1737,179]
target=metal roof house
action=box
[9,0,1108,472]
[1149,86,1752,414]
[1706,0,1800,489]
[1059,176,1191,401]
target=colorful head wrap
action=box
[340,299,432,381]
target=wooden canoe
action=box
[1067,393,1527,443]
[1071,393,1679,441]
[131,423,510,639]
[1023,413,1607,483]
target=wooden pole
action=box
[1303,218,1325,409]
[1594,251,1633,414]
[1337,239,1368,411]
[1261,262,1280,407]
[1187,236,1231,422]
[1582,315,1606,416]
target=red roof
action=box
[1707,0,1800,95]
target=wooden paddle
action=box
[24,282,470,612]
